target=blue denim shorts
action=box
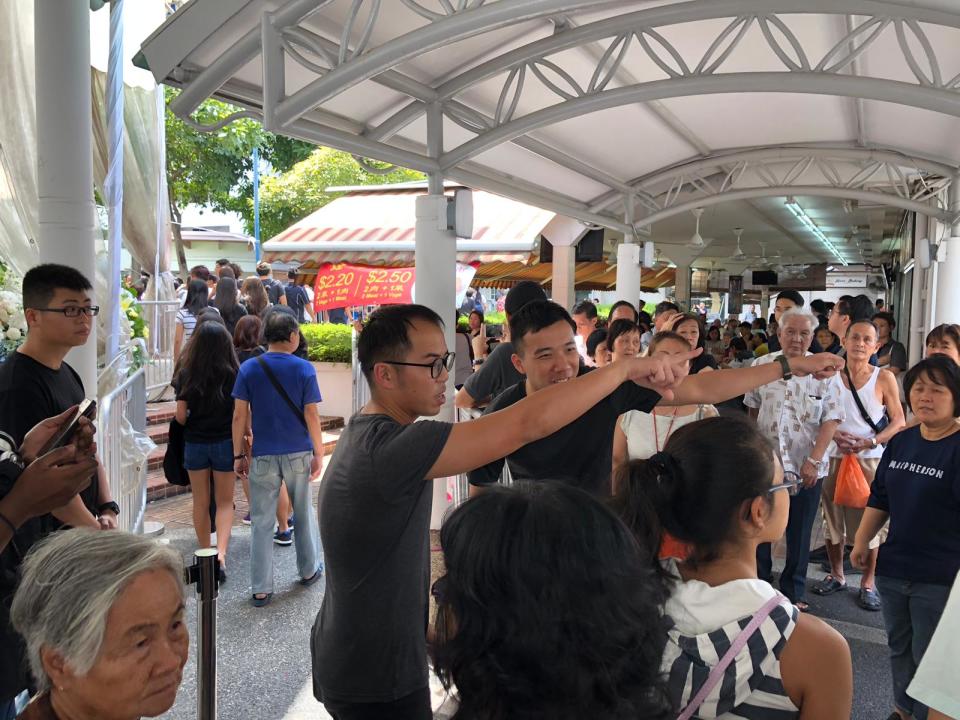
[183,438,234,472]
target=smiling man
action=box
[468,301,846,497]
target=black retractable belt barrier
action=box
[185,548,219,720]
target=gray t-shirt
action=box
[461,341,522,405]
[311,413,453,703]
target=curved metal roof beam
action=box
[632,186,956,230]
[269,0,960,127]
[587,144,959,212]
[438,74,960,169]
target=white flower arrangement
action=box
[0,277,26,358]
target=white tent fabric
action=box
[139,0,960,268]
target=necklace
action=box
[653,407,680,453]
[920,421,960,441]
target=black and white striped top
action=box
[661,562,800,719]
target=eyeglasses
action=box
[29,306,100,318]
[768,471,803,497]
[383,352,455,379]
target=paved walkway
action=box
[148,486,892,720]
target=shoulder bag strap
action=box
[676,594,784,720]
[255,357,308,430]
[843,365,881,434]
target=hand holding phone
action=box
[32,400,97,460]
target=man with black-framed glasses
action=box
[0,263,118,717]
[0,264,113,533]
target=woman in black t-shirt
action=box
[174,323,239,580]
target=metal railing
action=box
[140,299,180,396]
[351,327,370,415]
[98,368,148,532]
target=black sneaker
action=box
[273,529,293,546]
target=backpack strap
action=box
[676,593,784,720]
[255,357,308,430]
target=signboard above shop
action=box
[825,273,868,289]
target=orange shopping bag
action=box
[833,454,871,508]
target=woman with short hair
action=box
[614,416,853,719]
[432,483,671,720]
[670,312,717,374]
[925,324,960,364]
[606,319,641,362]
[852,355,960,720]
[10,529,188,720]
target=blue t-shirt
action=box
[868,425,960,587]
[232,352,322,457]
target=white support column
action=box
[35,0,97,390]
[760,288,770,321]
[934,177,960,327]
[551,244,576,310]
[909,212,931,368]
[615,242,641,306]
[616,196,642,306]
[661,244,708,311]
[419,103,457,530]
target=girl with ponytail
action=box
[613,415,853,720]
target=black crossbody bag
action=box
[843,365,889,434]
[256,357,308,429]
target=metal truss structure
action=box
[162,0,960,231]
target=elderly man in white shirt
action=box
[745,308,845,610]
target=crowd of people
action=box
[1,265,959,720]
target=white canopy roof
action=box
[139,0,960,269]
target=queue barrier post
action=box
[185,548,219,720]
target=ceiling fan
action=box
[687,207,706,249]
[728,227,746,260]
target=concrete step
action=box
[146,427,343,503]
[146,400,176,427]
[147,423,169,446]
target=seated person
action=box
[432,483,670,719]
[11,529,188,720]
[585,327,611,368]
[613,416,853,719]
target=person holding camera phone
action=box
[1,408,100,719]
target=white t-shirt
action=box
[620,405,718,460]
[908,575,960,718]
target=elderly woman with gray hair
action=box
[10,529,188,720]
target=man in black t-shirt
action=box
[0,264,117,712]
[312,303,704,720]
[468,301,847,496]
[454,280,547,410]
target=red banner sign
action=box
[313,263,415,312]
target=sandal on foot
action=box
[251,593,273,608]
[858,586,882,611]
[812,575,847,595]
[795,601,810,612]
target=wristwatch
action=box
[776,354,793,380]
[234,453,247,460]
[98,501,120,517]
[870,437,878,448]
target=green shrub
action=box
[302,323,353,363]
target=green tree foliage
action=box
[164,88,312,270]
[254,148,424,241]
